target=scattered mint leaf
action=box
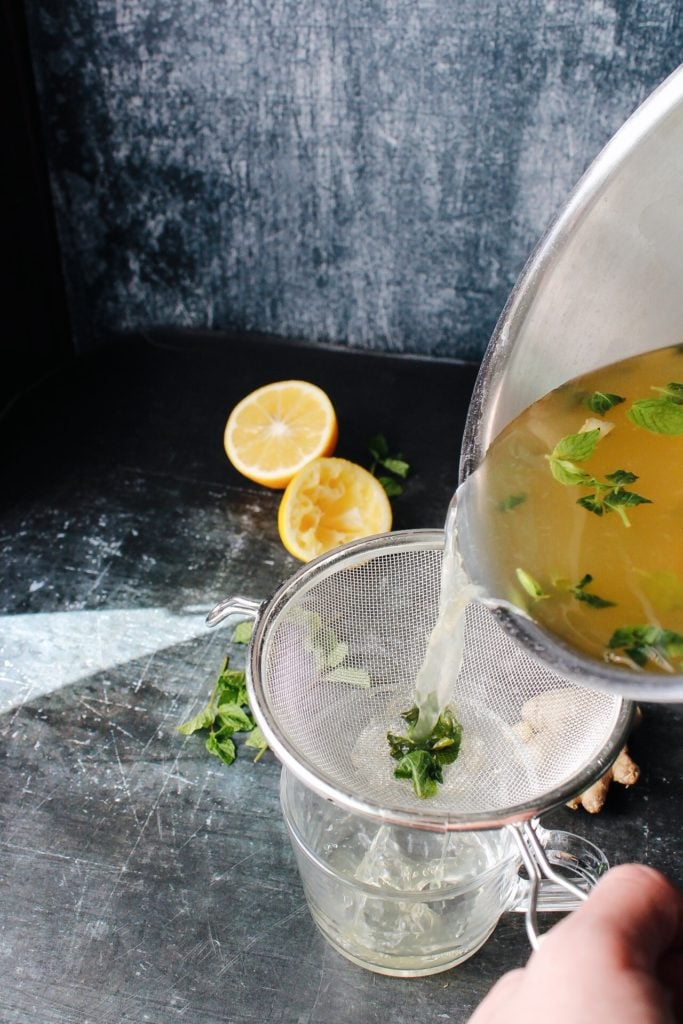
[177,696,218,736]
[388,705,462,798]
[205,730,237,765]
[551,429,602,462]
[382,457,410,478]
[628,397,683,435]
[570,574,616,609]
[584,392,625,415]
[515,568,549,602]
[393,750,443,799]
[232,620,254,644]
[244,725,269,762]
[379,475,404,497]
[368,434,411,497]
[216,665,249,707]
[178,657,265,767]
[215,702,253,733]
[368,434,390,461]
[498,493,527,512]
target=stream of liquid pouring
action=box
[411,498,484,741]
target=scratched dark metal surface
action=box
[1,332,682,1024]
[21,0,683,357]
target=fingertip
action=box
[594,863,682,921]
[558,863,683,968]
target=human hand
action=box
[469,864,683,1024]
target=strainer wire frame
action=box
[241,529,635,834]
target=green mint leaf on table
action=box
[551,429,602,462]
[232,620,254,644]
[368,434,390,462]
[393,750,442,800]
[608,625,683,670]
[570,574,616,609]
[216,665,249,707]
[515,568,549,602]
[379,476,403,498]
[388,706,463,798]
[584,392,625,415]
[177,656,265,766]
[244,725,269,762]
[382,457,410,479]
[177,700,218,736]
[367,434,411,496]
[215,702,253,733]
[205,730,237,766]
[498,493,527,512]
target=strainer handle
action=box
[507,820,608,950]
[206,595,262,628]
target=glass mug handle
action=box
[507,819,609,950]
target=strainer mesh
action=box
[258,539,623,822]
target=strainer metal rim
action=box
[247,529,635,832]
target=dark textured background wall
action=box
[23,1,683,358]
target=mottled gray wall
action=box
[24,0,683,358]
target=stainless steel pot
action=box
[458,65,683,702]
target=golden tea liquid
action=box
[460,344,683,672]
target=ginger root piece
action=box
[566,745,640,814]
[514,695,642,813]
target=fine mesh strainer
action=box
[207,529,634,946]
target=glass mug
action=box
[281,766,608,977]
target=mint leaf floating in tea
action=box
[570,574,616,609]
[498,493,527,512]
[516,568,549,603]
[388,705,463,798]
[608,625,683,671]
[547,429,601,486]
[547,423,652,528]
[584,392,625,415]
[368,434,411,497]
[577,469,652,527]
[628,396,683,435]
[628,380,683,434]
[651,382,683,400]
[551,428,602,462]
